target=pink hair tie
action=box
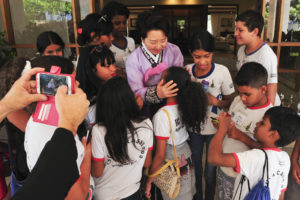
[77,28,82,34]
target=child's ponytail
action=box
[164,67,208,133]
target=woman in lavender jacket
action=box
[126,11,183,117]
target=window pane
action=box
[282,0,300,42]
[9,0,74,46]
[279,46,300,69]
[79,0,90,20]
[264,0,277,42]
[0,7,4,32]
[278,73,300,110]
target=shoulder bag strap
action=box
[162,109,180,177]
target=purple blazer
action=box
[126,42,183,99]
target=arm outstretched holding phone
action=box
[0,68,90,199]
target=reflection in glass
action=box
[279,46,300,69]
[282,0,300,42]
[10,0,74,47]
[264,0,277,42]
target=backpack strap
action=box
[261,149,269,187]
[233,175,250,200]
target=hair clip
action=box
[98,15,107,23]
[77,28,83,34]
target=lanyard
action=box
[141,45,163,67]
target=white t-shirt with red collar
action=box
[232,148,290,200]
[221,96,273,177]
[185,63,235,135]
[236,43,280,106]
[152,102,189,146]
[24,116,85,173]
[91,119,153,200]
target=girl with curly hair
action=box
[146,66,208,200]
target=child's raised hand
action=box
[157,79,178,99]
[218,112,231,132]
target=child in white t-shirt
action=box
[145,67,208,200]
[91,77,153,200]
[101,1,136,72]
[235,10,280,106]
[208,106,300,200]
[185,30,235,200]
[217,62,273,200]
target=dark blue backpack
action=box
[233,149,271,200]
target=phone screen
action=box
[38,74,70,96]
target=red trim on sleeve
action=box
[92,156,105,162]
[247,98,271,110]
[262,147,281,152]
[232,153,241,173]
[148,146,153,150]
[155,136,169,140]
[75,175,82,183]
[281,188,287,193]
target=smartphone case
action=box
[32,66,75,126]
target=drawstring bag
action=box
[233,149,271,200]
[147,109,181,199]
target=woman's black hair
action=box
[36,31,65,54]
[101,1,130,21]
[77,13,113,46]
[164,67,208,133]
[31,55,74,74]
[189,29,215,53]
[96,76,147,164]
[76,44,115,102]
[136,10,169,39]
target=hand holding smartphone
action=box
[210,117,219,123]
[36,73,73,96]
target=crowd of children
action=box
[0,1,299,200]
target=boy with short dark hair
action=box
[235,10,280,106]
[216,62,273,200]
[208,106,300,200]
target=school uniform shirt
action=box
[12,128,80,200]
[110,36,135,72]
[91,119,153,200]
[221,96,273,177]
[153,103,189,146]
[24,117,85,173]
[126,42,183,100]
[236,43,280,106]
[185,63,235,135]
[232,148,290,200]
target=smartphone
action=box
[210,117,219,123]
[36,73,72,96]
